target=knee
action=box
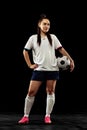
[46,88,54,95]
[28,90,36,96]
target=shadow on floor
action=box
[0,113,87,130]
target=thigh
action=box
[28,80,42,96]
[46,80,57,93]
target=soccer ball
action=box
[57,56,70,70]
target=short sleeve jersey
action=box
[24,34,62,71]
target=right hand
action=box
[29,64,38,69]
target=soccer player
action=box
[18,14,75,124]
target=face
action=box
[38,18,50,33]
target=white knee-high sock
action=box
[24,95,35,117]
[46,93,55,116]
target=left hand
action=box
[70,60,75,72]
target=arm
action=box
[23,49,38,69]
[58,47,75,72]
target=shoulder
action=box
[27,34,37,43]
[50,34,58,39]
[50,34,57,38]
[29,34,37,39]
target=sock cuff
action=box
[26,95,35,101]
[47,93,55,98]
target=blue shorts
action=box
[31,70,59,81]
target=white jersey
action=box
[24,34,62,71]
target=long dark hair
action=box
[37,14,52,46]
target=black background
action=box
[0,1,86,114]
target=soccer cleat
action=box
[18,116,29,124]
[44,116,52,124]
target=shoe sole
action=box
[18,121,29,124]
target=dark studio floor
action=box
[0,113,87,130]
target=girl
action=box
[18,14,75,124]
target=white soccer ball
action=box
[57,56,70,70]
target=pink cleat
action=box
[18,116,29,124]
[44,116,52,124]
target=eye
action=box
[47,23,50,26]
[44,23,47,25]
